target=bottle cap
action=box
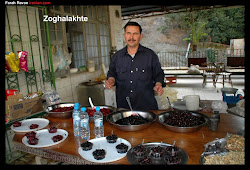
[81,107,86,112]
[96,106,100,111]
[74,103,79,110]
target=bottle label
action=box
[80,119,89,128]
[94,118,103,127]
[73,117,80,126]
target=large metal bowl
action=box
[86,105,117,122]
[157,111,210,133]
[45,103,75,118]
[221,87,238,94]
[106,110,156,131]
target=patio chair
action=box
[202,62,216,88]
[215,62,233,88]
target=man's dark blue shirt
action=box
[107,44,165,110]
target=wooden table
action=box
[12,105,244,165]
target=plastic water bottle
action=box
[94,107,104,138]
[72,103,80,137]
[79,107,90,140]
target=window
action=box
[69,31,85,68]
[39,5,111,73]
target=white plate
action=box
[22,129,68,148]
[173,100,205,111]
[11,118,49,133]
[78,137,131,163]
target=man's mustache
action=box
[128,39,136,41]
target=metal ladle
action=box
[167,96,174,110]
[126,96,142,118]
[88,97,95,109]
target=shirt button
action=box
[131,70,133,73]
[130,90,133,93]
[130,80,133,83]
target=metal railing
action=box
[157,49,245,68]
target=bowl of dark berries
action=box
[165,145,181,156]
[45,103,75,118]
[106,110,156,131]
[92,149,106,160]
[116,143,129,153]
[137,155,153,165]
[106,134,118,143]
[150,145,165,158]
[157,110,209,133]
[81,141,93,151]
[133,144,147,157]
[127,142,188,165]
[164,153,182,165]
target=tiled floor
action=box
[167,75,244,100]
[8,75,244,165]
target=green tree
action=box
[159,7,245,45]
[196,7,245,44]
[183,20,208,45]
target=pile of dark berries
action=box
[106,134,118,143]
[115,115,149,125]
[51,135,63,142]
[164,111,204,127]
[116,143,129,153]
[92,149,106,160]
[81,141,93,151]
[164,154,181,165]
[137,156,153,165]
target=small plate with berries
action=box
[22,128,68,148]
[78,135,131,163]
[11,118,49,133]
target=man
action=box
[105,21,165,110]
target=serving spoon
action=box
[126,96,143,118]
[167,96,174,111]
[88,97,95,109]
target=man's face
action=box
[124,26,143,48]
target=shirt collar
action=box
[124,44,144,55]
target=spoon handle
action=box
[167,97,173,110]
[126,96,142,117]
[126,96,133,112]
[88,97,95,109]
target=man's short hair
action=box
[124,21,142,34]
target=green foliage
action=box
[183,20,208,45]
[207,49,218,63]
[159,7,245,45]
[196,7,245,44]
[157,13,189,38]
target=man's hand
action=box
[153,82,164,96]
[105,77,115,89]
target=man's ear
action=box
[140,33,143,40]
